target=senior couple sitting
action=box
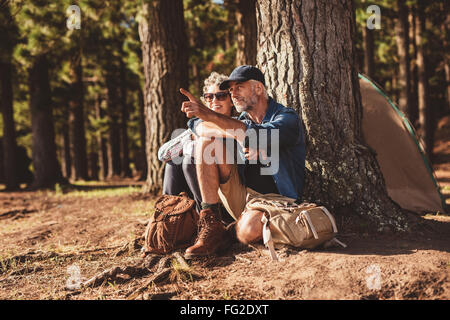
[159,65,306,259]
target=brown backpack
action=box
[143,192,199,255]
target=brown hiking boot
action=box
[184,208,226,259]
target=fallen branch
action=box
[82,264,150,288]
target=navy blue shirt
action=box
[237,97,306,201]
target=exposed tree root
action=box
[82,264,150,288]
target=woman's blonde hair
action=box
[202,72,229,93]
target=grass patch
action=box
[53,184,143,199]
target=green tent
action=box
[359,74,446,213]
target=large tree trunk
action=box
[256,0,410,232]
[29,55,64,188]
[139,0,189,194]
[68,52,88,181]
[236,0,257,66]
[395,0,411,118]
[415,0,433,161]
[0,60,19,190]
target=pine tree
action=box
[256,0,413,232]
[0,2,20,189]
[139,0,189,193]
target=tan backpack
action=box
[244,193,346,260]
[142,192,199,255]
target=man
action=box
[180,65,306,259]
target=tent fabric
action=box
[359,74,445,213]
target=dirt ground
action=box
[1,118,449,300]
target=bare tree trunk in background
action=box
[186,18,203,96]
[139,0,189,194]
[362,26,375,79]
[88,146,99,180]
[0,1,19,190]
[119,58,131,177]
[0,60,19,190]
[29,54,64,188]
[61,118,71,179]
[68,51,88,181]
[137,88,147,181]
[256,0,411,232]
[392,69,398,104]
[95,94,108,181]
[415,0,433,161]
[409,7,419,126]
[442,2,450,111]
[236,0,257,66]
[223,0,235,51]
[105,68,122,179]
[395,0,411,118]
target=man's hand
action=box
[243,147,268,161]
[180,88,213,120]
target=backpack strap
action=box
[319,206,338,233]
[261,214,279,261]
[298,210,319,239]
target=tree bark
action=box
[236,0,257,66]
[395,0,411,118]
[256,0,410,232]
[139,0,189,194]
[415,0,433,161]
[68,51,88,181]
[0,60,19,190]
[29,54,64,188]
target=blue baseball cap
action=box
[219,65,265,90]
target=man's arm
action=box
[180,88,246,144]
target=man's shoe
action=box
[216,221,238,254]
[184,208,226,259]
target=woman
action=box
[161,72,234,213]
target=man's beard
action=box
[233,93,258,113]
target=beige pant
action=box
[218,165,247,221]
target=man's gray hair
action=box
[203,72,229,93]
[249,79,269,100]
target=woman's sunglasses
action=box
[203,92,229,102]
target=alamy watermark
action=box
[66,264,82,290]
[365,264,382,290]
[366,5,381,30]
[169,128,280,176]
[66,5,81,30]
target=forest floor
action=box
[0,117,449,300]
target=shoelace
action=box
[197,215,219,240]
